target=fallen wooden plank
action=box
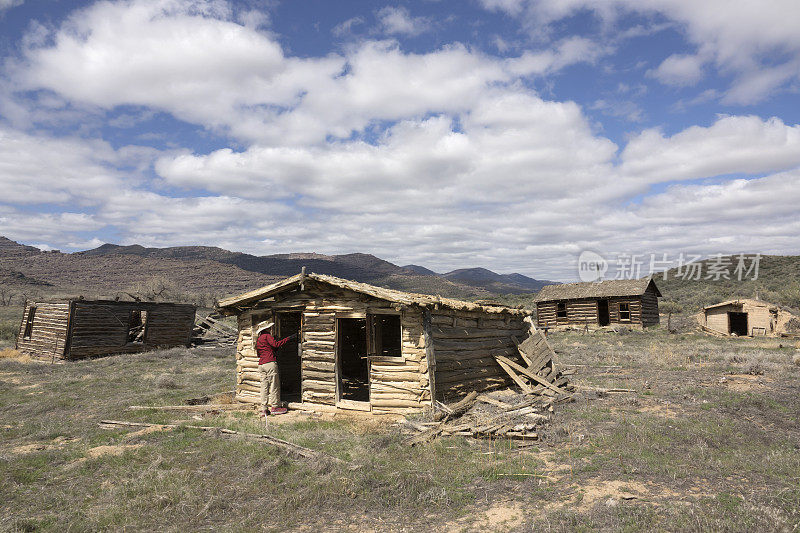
[476,394,514,410]
[433,391,478,422]
[99,420,349,466]
[495,355,563,394]
[494,358,534,394]
[128,404,251,412]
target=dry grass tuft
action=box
[155,374,180,389]
[0,348,30,362]
[792,353,800,366]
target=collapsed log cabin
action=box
[534,278,661,329]
[216,272,533,414]
[15,299,196,359]
[697,299,797,337]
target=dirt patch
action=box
[446,501,525,532]
[573,479,650,511]
[638,401,680,419]
[124,425,173,439]
[11,436,80,455]
[86,444,143,459]
[722,374,771,392]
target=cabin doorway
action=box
[336,317,370,405]
[728,312,748,336]
[597,300,610,326]
[276,312,302,402]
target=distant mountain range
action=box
[0,236,556,302]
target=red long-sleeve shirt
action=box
[256,332,292,364]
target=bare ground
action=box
[1,329,799,532]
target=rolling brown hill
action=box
[0,237,555,305]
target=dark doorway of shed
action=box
[276,312,302,403]
[598,300,610,326]
[728,312,748,336]
[337,318,369,403]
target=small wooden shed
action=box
[216,272,532,414]
[16,299,196,359]
[697,299,795,337]
[534,278,661,329]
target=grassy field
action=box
[1,329,799,531]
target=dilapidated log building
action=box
[697,299,797,337]
[534,278,661,329]
[217,272,533,414]
[16,299,196,359]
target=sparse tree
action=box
[0,287,16,306]
[660,301,684,332]
[129,275,177,302]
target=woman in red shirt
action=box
[254,321,296,417]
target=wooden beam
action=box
[494,358,534,394]
[494,355,563,394]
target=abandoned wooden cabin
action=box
[15,299,196,359]
[216,272,533,414]
[697,299,797,337]
[534,278,661,329]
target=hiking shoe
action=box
[270,407,288,415]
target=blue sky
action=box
[0,0,799,280]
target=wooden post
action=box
[300,266,306,291]
[422,308,437,405]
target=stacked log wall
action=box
[607,297,643,326]
[431,310,529,400]
[536,300,597,328]
[232,281,432,413]
[16,301,70,358]
[68,301,195,358]
[16,300,195,359]
[538,297,651,328]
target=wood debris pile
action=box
[402,389,574,444]
[403,329,575,444]
[192,312,237,346]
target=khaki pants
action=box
[258,362,280,409]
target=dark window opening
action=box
[729,312,748,336]
[368,314,401,358]
[276,312,302,402]
[598,300,610,326]
[337,318,369,402]
[618,303,631,322]
[127,310,148,344]
[556,302,567,319]
[23,307,36,339]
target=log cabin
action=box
[15,299,196,360]
[697,299,796,337]
[534,278,661,329]
[216,272,533,414]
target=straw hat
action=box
[255,321,274,335]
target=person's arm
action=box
[268,333,297,349]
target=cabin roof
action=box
[217,272,528,315]
[25,298,195,308]
[533,277,661,303]
[702,298,777,311]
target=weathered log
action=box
[98,420,349,465]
